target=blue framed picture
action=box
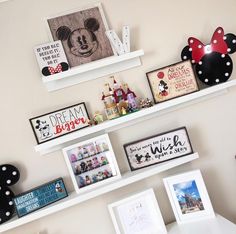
[13,178,68,217]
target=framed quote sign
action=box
[124,127,193,171]
[34,40,69,77]
[29,102,90,144]
[108,189,167,234]
[13,178,68,218]
[146,60,199,104]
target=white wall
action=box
[1,0,236,233]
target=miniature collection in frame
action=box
[108,188,167,234]
[146,60,199,104]
[46,3,114,68]
[29,102,90,144]
[163,169,215,224]
[63,134,121,194]
[124,127,193,171]
[13,178,68,218]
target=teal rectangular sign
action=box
[13,178,68,217]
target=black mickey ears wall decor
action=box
[0,164,20,224]
[181,27,236,86]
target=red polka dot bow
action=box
[188,27,228,63]
[48,64,62,75]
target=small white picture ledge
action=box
[42,50,144,92]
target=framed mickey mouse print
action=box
[146,60,199,104]
[46,3,114,68]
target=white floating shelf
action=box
[0,153,198,233]
[42,50,144,91]
[34,79,236,155]
[167,214,236,234]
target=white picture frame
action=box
[45,2,115,68]
[63,134,121,194]
[108,188,167,234]
[163,169,215,224]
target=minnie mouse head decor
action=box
[0,164,20,224]
[181,27,236,86]
[47,4,114,68]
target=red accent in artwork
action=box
[48,64,62,74]
[54,117,86,134]
[188,27,228,63]
[157,72,164,79]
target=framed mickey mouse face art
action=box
[146,60,199,104]
[46,3,114,68]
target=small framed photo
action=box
[46,3,114,68]
[29,102,90,144]
[63,134,121,194]
[163,169,215,224]
[108,188,167,234]
[124,127,193,171]
[146,60,199,104]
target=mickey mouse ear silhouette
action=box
[0,164,20,224]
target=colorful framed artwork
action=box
[13,178,68,218]
[29,102,90,144]
[163,170,215,224]
[108,188,167,234]
[146,60,199,104]
[124,127,193,171]
[46,3,114,68]
[62,134,121,194]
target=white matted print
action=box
[163,170,215,224]
[108,189,167,234]
[63,134,120,194]
[46,3,114,68]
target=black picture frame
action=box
[146,60,199,104]
[123,127,193,171]
[13,178,68,218]
[29,102,90,144]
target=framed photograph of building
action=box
[108,188,167,234]
[63,134,121,194]
[146,60,199,104]
[46,3,114,68]
[163,170,215,224]
[124,127,193,171]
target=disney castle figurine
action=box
[101,76,139,119]
[102,83,120,120]
[124,83,138,112]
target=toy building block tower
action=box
[101,83,120,120]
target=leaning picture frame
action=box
[29,102,90,144]
[163,169,215,224]
[63,134,121,194]
[146,60,199,104]
[124,127,193,171]
[46,2,115,68]
[108,188,167,234]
